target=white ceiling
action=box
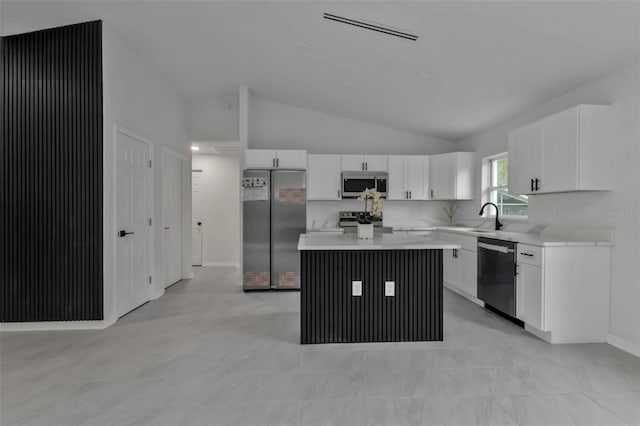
[2,1,639,141]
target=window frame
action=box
[481,152,528,220]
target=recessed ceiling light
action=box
[341,81,352,88]
[191,146,199,151]
[298,43,312,50]
[417,72,429,78]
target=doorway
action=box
[162,150,184,287]
[192,169,203,266]
[115,129,152,317]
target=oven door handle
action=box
[478,242,514,254]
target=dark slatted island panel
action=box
[0,21,103,322]
[300,249,443,344]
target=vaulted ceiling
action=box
[3,1,639,140]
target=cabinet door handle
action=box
[365,162,368,171]
[535,178,540,191]
[430,189,434,198]
[273,158,276,168]
[409,191,412,199]
[520,252,534,257]
[530,178,534,192]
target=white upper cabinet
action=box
[429,152,475,200]
[307,154,342,200]
[341,155,388,172]
[364,155,388,172]
[508,105,612,195]
[275,150,308,169]
[508,124,544,195]
[387,155,429,200]
[245,149,277,169]
[245,149,307,169]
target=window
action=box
[483,153,528,217]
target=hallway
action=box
[2,267,639,425]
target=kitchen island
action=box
[297,233,460,344]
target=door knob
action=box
[197,222,202,226]
[119,230,134,237]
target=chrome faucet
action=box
[479,202,503,231]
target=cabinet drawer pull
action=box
[520,252,534,257]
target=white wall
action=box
[187,95,239,142]
[249,97,457,154]
[457,60,640,354]
[102,26,192,326]
[192,154,240,267]
[308,200,454,230]
[245,96,461,234]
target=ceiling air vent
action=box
[323,13,418,41]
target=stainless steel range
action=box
[338,211,393,234]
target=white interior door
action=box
[163,152,183,287]
[192,170,203,266]
[116,131,152,317]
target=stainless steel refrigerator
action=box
[242,169,306,291]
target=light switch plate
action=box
[385,281,395,297]
[352,281,362,297]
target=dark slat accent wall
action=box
[301,250,442,344]
[0,21,103,322]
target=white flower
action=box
[358,188,383,218]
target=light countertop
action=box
[437,227,614,247]
[298,233,461,251]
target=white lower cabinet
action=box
[440,231,478,300]
[516,262,544,331]
[458,248,477,298]
[514,244,610,343]
[443,248,460,288]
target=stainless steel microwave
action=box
[341,172,388,199]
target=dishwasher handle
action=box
[478,242,514,254]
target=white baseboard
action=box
[608,334,640,358]
[443,282,484,307]
[202,261,239,268]
[524,324,553,343]
[0,318,115,332]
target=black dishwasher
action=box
[477,237,517,317]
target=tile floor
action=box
[1,266,639,426]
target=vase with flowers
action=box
[356,188,383,239]
[442,204,459,226]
